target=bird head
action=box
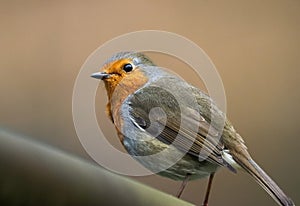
[91,51,155,100]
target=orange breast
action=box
[106,69,148,142]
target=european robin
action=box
[91,51,294,206]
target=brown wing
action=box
[128,85,236,172]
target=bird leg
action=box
[176,174,190,198]
[202,173,215,206]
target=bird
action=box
[91,51,294,206]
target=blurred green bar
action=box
[0,129,194,206]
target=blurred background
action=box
[0,0,299,205]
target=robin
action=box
[91,51,294,206]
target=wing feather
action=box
[127,85,236,172]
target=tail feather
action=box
[233,155,294,206]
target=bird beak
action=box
[91,72,110,80]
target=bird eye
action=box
[123,63,133,72]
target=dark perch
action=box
[0,129,194,206]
